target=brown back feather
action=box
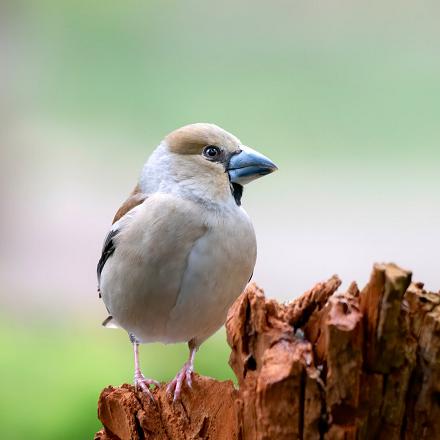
[112,184,147,224]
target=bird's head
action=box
[143,123,278,206]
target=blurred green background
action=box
[1,1,439,438]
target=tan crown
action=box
[165,123,241,155]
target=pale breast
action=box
[165,205,257,345]
[100,194,256,345]
[99,194,207,342]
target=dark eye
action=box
[203,145,221,159]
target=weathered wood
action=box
[95,377,238,440]
[96,264,440,439]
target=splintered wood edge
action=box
[96,264,440,440]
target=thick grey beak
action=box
[227,145,278,185]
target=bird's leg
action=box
[130,333,160,400]
[167,339,198,401]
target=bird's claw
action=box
[134,370,160,400]
[166,361,194,402]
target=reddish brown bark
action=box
[95,263,440,439]
[95,376,238,440]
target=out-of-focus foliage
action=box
[0,318,233,439]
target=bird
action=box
[97,123,277,401]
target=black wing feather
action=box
[97,228,119,297]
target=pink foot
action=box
[166,360,194,401]
[134,369,160,400]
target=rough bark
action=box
[95,263,440,439]
[95,376,238,440]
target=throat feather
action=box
[231,183,243,206]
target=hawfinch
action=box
[97,123,277,400]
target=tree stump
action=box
[95,263,440,439]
